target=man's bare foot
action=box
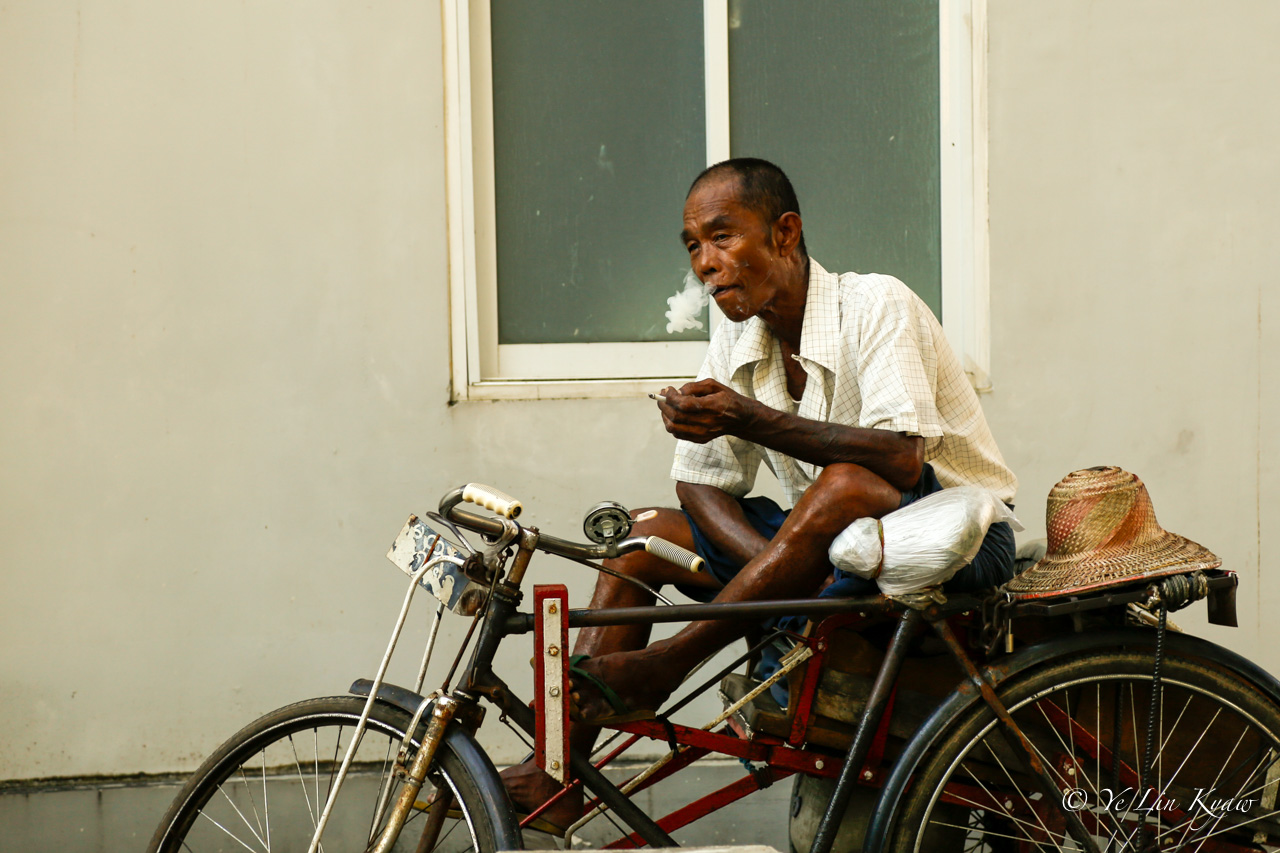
[498,760,582,832]
[571,644,683,722]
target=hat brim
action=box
[1003,532,1221,600]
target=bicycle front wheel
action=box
[889,648,1280,853]
[148,696,517,853]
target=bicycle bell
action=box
[583,501,632,544]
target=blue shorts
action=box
[676,463,1016,603]
[675,463,1015,705]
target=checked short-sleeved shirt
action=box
[670,259,1017,507]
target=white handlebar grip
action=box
[645,536,705,573]
[461,483,523,519]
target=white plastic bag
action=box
[828,486,1023,596]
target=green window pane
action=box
[728,0,942,316]
[491,1,708,345]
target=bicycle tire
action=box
[887,648,1280,853]
[147,695,517,853]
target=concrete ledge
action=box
[0,760,792,852]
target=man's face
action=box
[680,177,785,323]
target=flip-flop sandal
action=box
[414,798,569,837]
[567,654,656,726]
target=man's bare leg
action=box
[503,462,900,827]
[499,507,722,829]
[572,462,901,721]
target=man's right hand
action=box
[656,379,760,444]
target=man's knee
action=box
[603,507,695,581]
[804,463,901,520]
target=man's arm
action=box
[675,481,771,569]
[658,379,924,493]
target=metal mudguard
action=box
[862,628,1280,853]
[349,679,523,851]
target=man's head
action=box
[681,158,808,327]
[687,158,807,260]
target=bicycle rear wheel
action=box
[889,648,1280,852]
[148,696,518,853]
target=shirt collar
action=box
[725,257,840,375]
[797,259,840,373]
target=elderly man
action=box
[503,157,1017,831]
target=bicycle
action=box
[147,482,1275,852]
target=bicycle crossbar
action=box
[501,595,950,634]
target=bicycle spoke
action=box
[926,816,1069,850]
[979,738,1066,851]
[260,748,270,851]
[1152,692,1193,787]
[367,731,399,844]
[942,784,1073,845]
[234,765,268,848]
[1031,697,1126,844]
[217,783,268,850]
[1165,719,1252,850]
[288,734,320,837]
[199,807,266,853]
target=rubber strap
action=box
[871,519,886,580]
[568,654,631,716]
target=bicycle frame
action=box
[328,497,1246,853]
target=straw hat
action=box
[1004,466,1221,600]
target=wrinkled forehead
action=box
[682,175,762,232]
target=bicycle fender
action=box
[349,679,523,851]
[862,628,1280,853]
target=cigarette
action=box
[648,393,667,401]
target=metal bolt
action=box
[548,645,560,656]
[548,602,558,614]
[1004,800,1013,811]
[814,760,825,770]
[862,770,874,781]
[549,686,560,697]
[1066,765,1076,776]
[551,761,561,771]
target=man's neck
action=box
[759,255,810,351]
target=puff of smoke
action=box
[665,270,711,334]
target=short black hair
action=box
[687,157,807,258]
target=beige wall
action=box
[0,0,687,780]
[984,0,1279,662]
[1,0,1276,782]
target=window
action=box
[444,0,989,401]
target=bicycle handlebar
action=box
[439,486,704,574]
[461,483,522,519]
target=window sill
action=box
[451,377,697,403]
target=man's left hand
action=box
[656,379,759,443]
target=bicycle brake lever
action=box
[423,510,479,557]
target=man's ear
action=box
[773,211,803,257]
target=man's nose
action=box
[694,246,721,279]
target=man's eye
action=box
[713,233,730,243]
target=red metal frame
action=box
[548,609,1261,853]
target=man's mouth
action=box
[709,283,739,297]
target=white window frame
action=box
[444,0,990,402]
